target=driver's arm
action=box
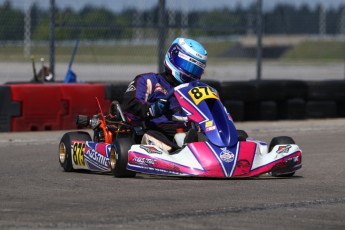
[122,75,153,120]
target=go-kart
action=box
[58,81,302,178]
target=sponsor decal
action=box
[125,81,136,93]
[154,83,168,95]
[85,148,109,167]
[276,145,292,154]
[220,148,235,163]
[72,142,86,166]
[153,167,182,175]
[140,145,163,154]
[132,156,156,165]
[205,125,216,132]
[195,52,203,60]
[205,120,213,127]
[189,56,205,69]
[286,155,300,163]
[178,52,206,69]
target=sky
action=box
[1,0,345,11]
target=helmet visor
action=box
[175,51,205,79]
[179,71,200,83]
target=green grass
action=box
[283,41,345,60]
[0,41,234,64]
[1,40,343,64]
[0,45,157,63]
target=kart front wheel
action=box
[59,131,91,172]
[110,136,136,178]
[269,136,296,177]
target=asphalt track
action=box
[1,119,345,229]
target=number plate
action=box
[72,142,86,166]
[188,86,219,105]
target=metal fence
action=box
[0,0,345,83]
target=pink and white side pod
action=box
[127,140,302,178]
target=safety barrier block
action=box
[60,84,111,130]
[0,85,21,132]
[10,84,63,131]
[3,80,345,132]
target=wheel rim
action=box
[110,147,116,170]
[59,142,66,164]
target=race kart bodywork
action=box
[127,140,301,178]
[58,81,302,178]
[126,81,301,177]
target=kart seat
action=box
[141,129,209,154]
[141,130,180,153]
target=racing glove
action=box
[149,99,170,117]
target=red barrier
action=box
[10,84,63,131]
[60,84,111,130]
[0,85,21,132]
[9,84,111,131]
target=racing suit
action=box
[122,72,188,140]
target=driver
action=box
[121,38,207,151]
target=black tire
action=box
[220,81,257,102]
[202,80,221,93]
[245,101,277,121]
[223,100,245,121]
[58,131,91,172]
[282,80,308,100]
[237,130,248,141]
[250,80,286,101]
[269,136,296,177]
[110,136,136,178]
[269,136,295,151]
[277,98,305,120]
[307,80,345,101]
[305,101,337,119]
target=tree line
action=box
[0,0,344,41]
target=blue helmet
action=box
[164,38,207,84]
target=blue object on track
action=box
[64,40,79,83]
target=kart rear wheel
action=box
[59,131,91,172]
[110,136,136,178]
[269,136,296,177]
